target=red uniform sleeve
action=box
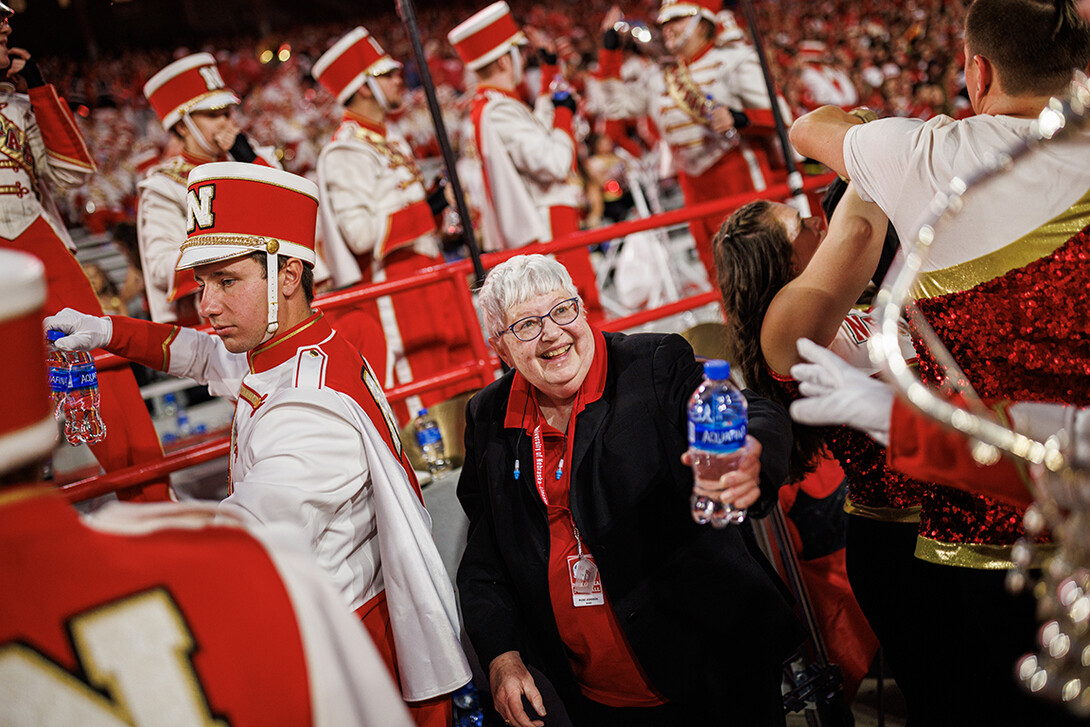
[107,315,182,373]
[888,396,1033,509]
[28,84,95,171]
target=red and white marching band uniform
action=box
[448,2,604,321]
[597,0,787,280]
[0,65,167,500]
[797,40,859,112]
[0,249,413,727]
[314,27,462,420]
[99,164,470,724]
[138,53,282,325]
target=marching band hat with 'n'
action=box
[657,0,720,25]
[143,53,240,130]
[798,40,828,61]
[178,162,318,271]
[448,1,527,71]
[0,249,56,475]
[312,26,403,105]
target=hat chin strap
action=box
[665,15,701,54]
[182,113,221,158]
[264,251,279,340]
[365,76,389,111]
[509,46,524,86]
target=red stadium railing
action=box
[63,174,834,503]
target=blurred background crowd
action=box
[27,0,970,300]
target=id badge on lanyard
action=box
[532,425,604,607]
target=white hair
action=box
[478,254,579,337]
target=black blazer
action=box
[456,331,804,714]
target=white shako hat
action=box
[798,40,828,61]
[143,52,240,130]
[179,162,319,336]
[0,250,56,474]
[312,26,403,106]
[448,1,527,71]
[657,0,720,25]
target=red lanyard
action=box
[530,419,576,509]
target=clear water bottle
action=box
[687,359,748,527]
[414,408,450,475]
[46,330,68,418]
[60,346,106,446]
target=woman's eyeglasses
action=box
[501,298,580,342]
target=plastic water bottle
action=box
[58,342,106,446]
[414,408,450,475]
[46,330,68,418]
[687,359,748,527]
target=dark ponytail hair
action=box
[713,201,828,483]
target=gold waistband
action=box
[914,536,1056,569]
[843,500,921,523]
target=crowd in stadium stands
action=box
[43,0,968,261]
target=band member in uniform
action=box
[0,247,413,727]
[790,0,1090,723]
[596,0,788,283]
[0,2,166,501]
[313,26,464,421]
[47,163,471,727]
[448,1,604,322]
[139,52,270,325]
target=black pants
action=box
[568,663,786,726]
[846,515,1090,726]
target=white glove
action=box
[788,337,893,446]
[43,307,113,352]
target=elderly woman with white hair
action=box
[456,254,804,727]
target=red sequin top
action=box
[772,374,926,519]
[912,224,1090,548]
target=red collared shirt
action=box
[503,327,665,707]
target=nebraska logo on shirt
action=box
[840,309,874,346]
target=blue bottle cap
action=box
[46,329,65,342]
[703,359,731,380]
[417,408,428,417]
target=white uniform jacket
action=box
[598,42,777,177]
[317,113,441,289]
[107,311,471,701]
[472,86,580,251]
[0,82,93,244]
[136,155,194,323]
[84,500,416,727]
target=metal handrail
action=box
[63,174,835,502]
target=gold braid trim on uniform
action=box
[180,234,291,255]
[351,125,424,190]
[843,500,922,523]
[237,384,266,412]
[247,313,323,373]
[915,536,1057,569]
[911,185,1090,299]
[177,91,235,117]
[161,326,179,372]
[663,62,714,128]
[0,110,40,197]
[154,158,199,187]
